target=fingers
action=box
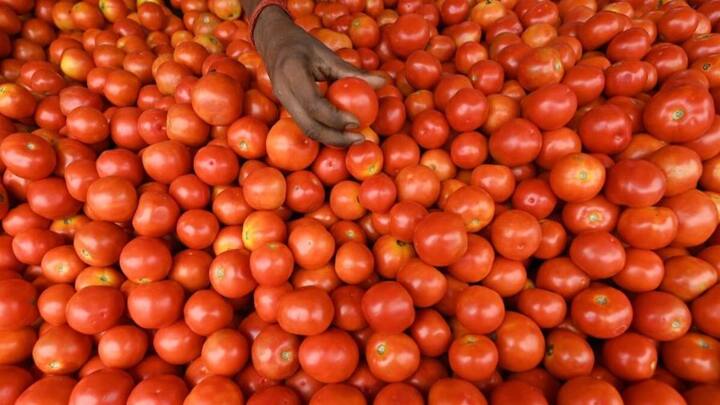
[274,76,364,147]
[291,67,360,130]
[314,46,387,89]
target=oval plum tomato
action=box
[327,77,379,128]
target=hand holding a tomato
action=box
[252,6,385,146]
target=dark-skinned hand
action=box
[251,6,386,147]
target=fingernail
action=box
[346,122,359,130]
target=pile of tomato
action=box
[1,0,720,403]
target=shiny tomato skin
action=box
[643,85,715,143]
[327,77,379,128]
[571,285,632,339]
[556,376,622,405]
[662,333,720,383]
[521,83,577,130]
[488,118,542,167]
[412,212,467,267]
[428,378,487,405]
[549,153,606,203]
[277,287,334,336]
[299,328,359,383]
[388,13,431,57]
[604,159,666,207]
[578,103,632,154]
[662,189,718,247]
[68,369,134,405]
[366,332,421,382]
[490,209,541,261]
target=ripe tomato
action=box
[327,77,379,128]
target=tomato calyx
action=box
[671,109,685,121]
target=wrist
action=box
[252,4,292,52]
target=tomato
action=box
[662,189,718,247]
[362,281,415,333]
[412,212,467,266]
[277,287,333,336]
[68,369,135,405]
[446,334,497,382]
[622,380,686,405]
[489,118,542,166]
[0,133,56,180]
[0,278,38,331]
[662,333,720,383]
[32,324,91,374]
[455,285,505,334]
[644,85,714,143]
[605,159,666,207]
[299,328,359,383]
[556,377,622,405]
[661,255,717,301]
[428,378,487,405]
[549,153,606,203]
[127,375,188,405]
[517,288,566,329]
[649,145,702,197]
[366,332,420,382]
[632,291,691,342]
[571,285,632,339]
[612,249,665,293]
[153,320,204,365]
[490,209,541,260]
[191,72,243,126]
[578,103,632,154]
[184,376,244,405]
[387,13,430,57]
[327,77,379,128]
[98,325,148,369]
[15,376,76,405]
[287,222,333,269]
[309,383,365,405]
[521,84,577,131]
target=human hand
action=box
[253,7,386,147]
